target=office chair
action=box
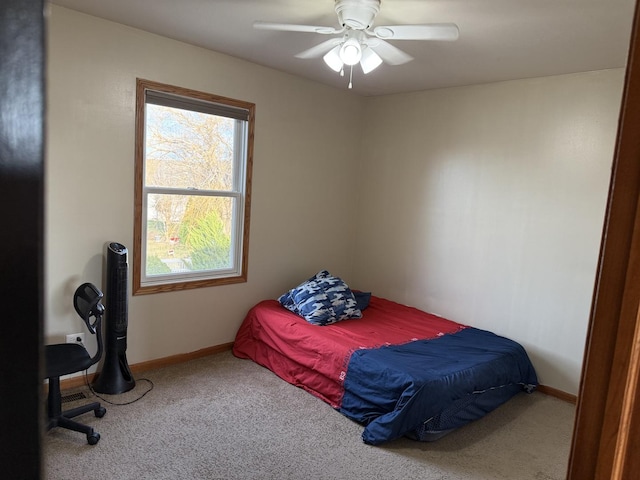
[45,283,106,445]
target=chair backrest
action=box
[73,282,105,366]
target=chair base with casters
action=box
[45,283,107,445]
[45,344,106,445]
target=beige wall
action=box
[46,6,363,364]
[352,70,624,394]
[47,6,625,394]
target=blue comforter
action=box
[339,327,538,445]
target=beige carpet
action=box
[44,351,574,480]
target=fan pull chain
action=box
[348,65,353,89]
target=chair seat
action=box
[46,343,93,378]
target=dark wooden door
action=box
[0,0,45,477]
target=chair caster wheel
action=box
[87,431,100,445]
[95,407,106,418]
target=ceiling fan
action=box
[254,0,459,88]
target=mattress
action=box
[232,295,538,445]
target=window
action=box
[133,79,254,294]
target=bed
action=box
[232,273,538,445]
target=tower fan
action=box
[93,242,135,394]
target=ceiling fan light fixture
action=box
[323,45,344,72]
[255,0,461,90]
[339,37,362,65]
[360,47,382,74]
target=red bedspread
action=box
[232,296,466,408]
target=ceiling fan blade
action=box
[367,39,413,65]
[295,38,343,59]
[253,21,342,35]
[371,23,459,41]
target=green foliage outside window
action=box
[180,210,231,270]
[146,255,172,275]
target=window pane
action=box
[145,104,235,191]
[145,193,234,277]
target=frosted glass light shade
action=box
[360,47,383,74]
[339,38,362,65]
[323,46,344,72]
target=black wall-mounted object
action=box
[93,242,136,394]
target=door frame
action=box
[568,2,640,478]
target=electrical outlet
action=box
[66,332,85,346]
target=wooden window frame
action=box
[133,79,255,295]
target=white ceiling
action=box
[50,0,636,96]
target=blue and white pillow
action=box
[278,270,362,326]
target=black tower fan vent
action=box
[93,242,135,394]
